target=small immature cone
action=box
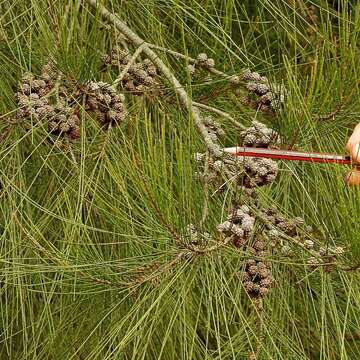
[346,123,360,186]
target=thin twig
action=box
[69,148,78,165]
[251,299,265,360]
[315,87,355,121]
[148,44,240,82]
[289,87,355,149]
[148,44,194,62]
[115,31,130,52]
[113,43,146,87]
[132,251,191,286]
[185,235,232,253]
[199,150,210,227]
[130,234,234,287]
[193,101,246,129]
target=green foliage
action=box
[1,0,360,359]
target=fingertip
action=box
[351,143,360,163]
[346,141,352,152]
[345,169,360,186]
[346,124,360,152]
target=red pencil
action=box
[223,146,355,165]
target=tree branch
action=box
[85,0,222,157]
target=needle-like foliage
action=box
[1,1,360,359]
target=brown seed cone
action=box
[68,126,81,139]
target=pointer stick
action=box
[224,147,354,165]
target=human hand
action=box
[345,123,360,185]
